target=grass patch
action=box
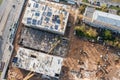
[0,0,3,5]
[109,5,120,10]
[82,0,89,3]
[111,0,120,3]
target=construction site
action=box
[7,0,120,80]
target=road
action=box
[0,0,12,36]
[0,0,12,58]
[0,0,25,79]
[0,0,24,62]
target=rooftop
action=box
[22,0,69,35]
[84,9,120,32]
[83,7,95,22]
[13,47,63,78]
[19,27,69,57]
[92,10,120,27]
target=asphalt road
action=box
[0,0,25,79]
[0,0,24,61]
[0,0,12,58]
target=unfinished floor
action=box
[19,27,69,57]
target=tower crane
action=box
[23,72,35,80]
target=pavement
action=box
[0,0,25,79]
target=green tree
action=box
[104,30,112,40]
[101,4,108,12]
[79,5,86,14]
[75,25,86,32]
[75,25,86,36]
[86,28,98,38]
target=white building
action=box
[84,7,120,33]
[22,0,69,35]
[13,47,63,78]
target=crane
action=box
[48,40,61,54]
[23,72,35,80]
[59,13,64,30]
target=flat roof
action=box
[93,10,120,27]
[14,47,63,78]
[22,0,69,35]
[84,9,120,32]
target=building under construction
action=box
[8,0,120,80]
[9,0,70,80]
[13,47,63,78]
[22,0,69,35]
[19,27,69,57]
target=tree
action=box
[79,5,84,11]
[103,30,112,40]
[79,5,86,14]
[75,25,86,36]
[118,43,120,48]
[101,4,108,12]
[75,25,86,32]
[86,28,98,38]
